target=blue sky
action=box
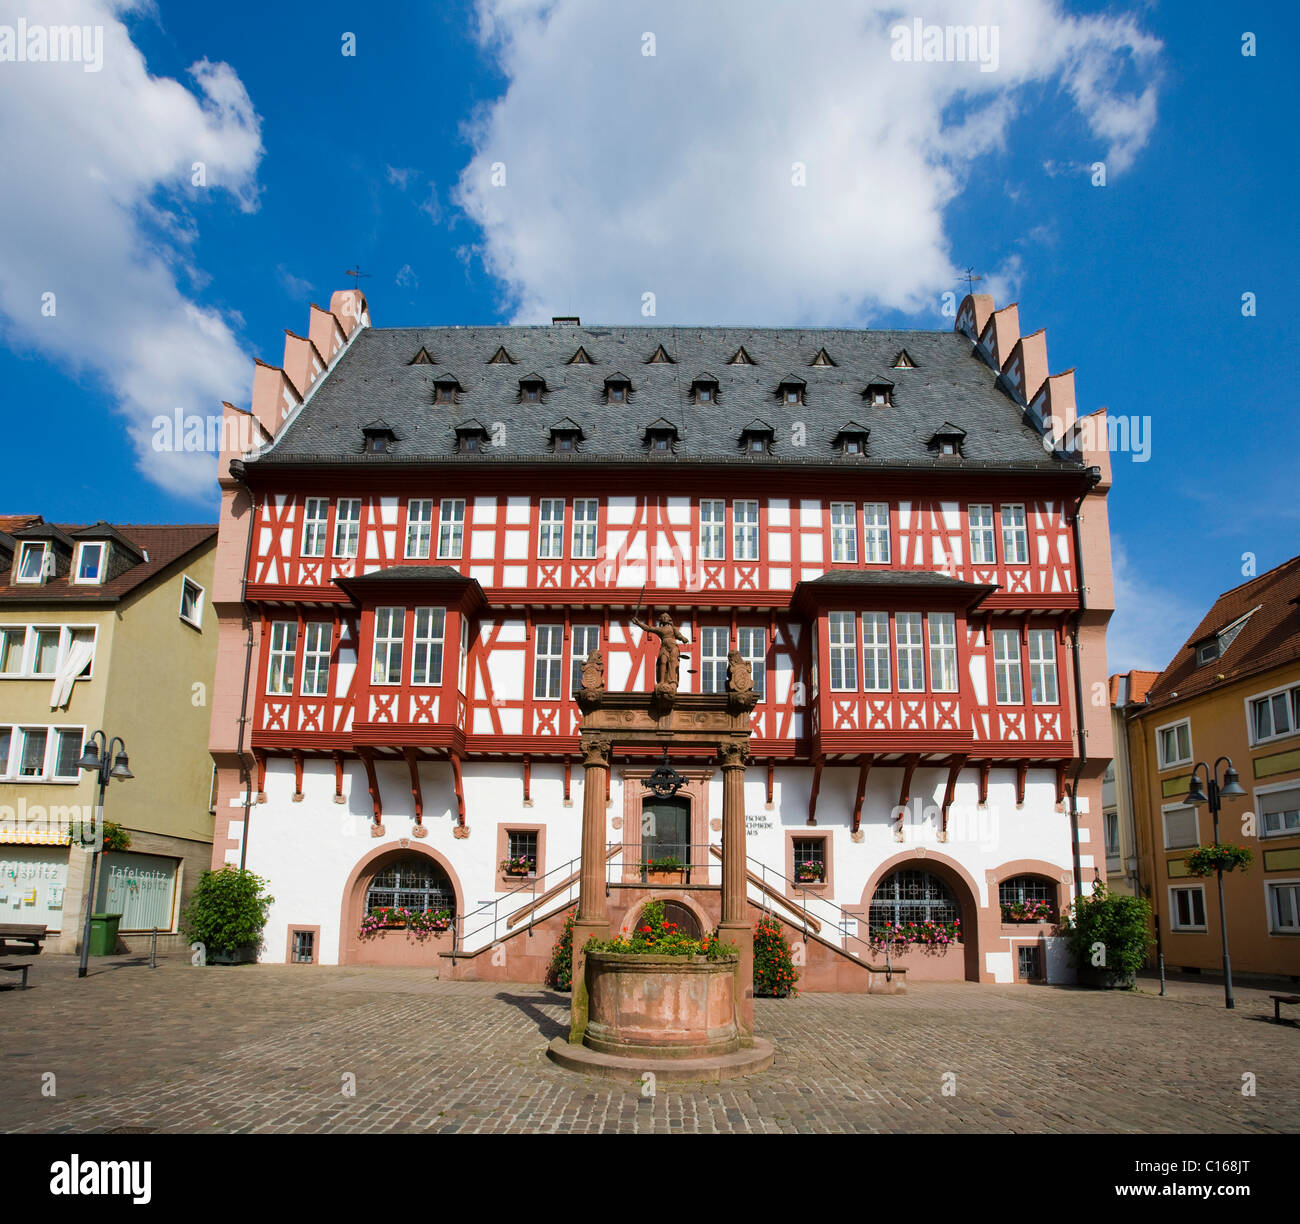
[0,0,1295,675]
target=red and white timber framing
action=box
[206,291,1116,983]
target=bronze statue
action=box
[631,610,690,693]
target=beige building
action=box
[0,515,217,954]
[1125,556,1300,978]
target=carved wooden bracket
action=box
[253,748,268,804]
[850,753,875,834]
[291,750,304,801]
[766,759,775,809]
[1015,759,1029,807]
[522,754,532,806]
[332,751,345,804]
[357,748,382,825]
[449,750,466,828]
[977,759,991,806]
[1054,760,1069,806]
[807,756,824,826]
[940,754,967,841]
[404,749,424,827]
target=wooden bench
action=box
[0,923,48,953]
[0,963,30,989]
[1269,993,1300,1024]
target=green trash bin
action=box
[88,913,122,956]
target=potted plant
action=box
[546,908,577,991]
[794,861,825,884]
[1001,898,1056,924]
[1063,883,1153,989]
[1184,843,1254,877]
[407,907,452,934]
[179,866,274,965]
[645,854,686,885]
[501,854,536,877]
[753,916,799,997]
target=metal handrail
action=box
[453,854,580,958]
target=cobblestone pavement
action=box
[1,955,1296,1134]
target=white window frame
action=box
[371,608,405,686]
[993,629,1023,705]
[1161,802,1199,851]
[1155,718,1193,770]
[897,612,926,693]
[733,500,759,562]
[300,622,332,697]
[0,625,28,676]
[333,498,361,558]
[572,499,599,560]
[538,498,565,560]
[8,724,84,783]
[14,541,47,584]
[0,625,96,681]
[928,612,957,693]
[861,612,891,692]
[1000,504,1029,566]
[437,498,466,560]
[405,499,433,560]
[737,626,766,702]
[1028,628,1058,705]
[1266,879,1300,935]
[301,497,329,558]
[179,576,204,629]
[570,625,600,695]
[458,618,469,693]
[863,503,890,564]
[1104,809,1120,858]
[1253,780,1300,841]
[700,500,725,562]
[830,503,857,564]
[266,621,298,695]
[411,608,446,686]
[969,504,996,565]
[16,726,48,778]
[0,725,12,779]
[51,727,84,781]
[1245,681,1300,747]
[700,627,729,695]
[72,541,106,584]
[533,624,564,700]
[30,627,62,678]
[1169,884,1207,932]
[828,612,858,692]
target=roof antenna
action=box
[344,266,372,290]
[963,268,983,294]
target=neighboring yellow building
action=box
[1126,555,1300,979]
[0,516,217,954]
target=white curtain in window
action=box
[49,639,94,708]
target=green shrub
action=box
[546,909,577,990]
[1063,883,1153,978]
[101,821,131,853]
[180,866,274,957]
[753,916,798,997]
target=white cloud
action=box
[0,0,262,500]
[386,165,416,190]
[276,264,314,299]
[395,263,419,288]
[455,0,1161,324]
[1108,539,1198,674]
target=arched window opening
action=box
[869,869,960,930]
[366,855,456,919]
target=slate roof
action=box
[248,325,1079,472]
[0,523,216,604]
[1140,554,1300,710]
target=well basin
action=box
[584,951,740,1059]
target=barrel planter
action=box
[583,951,740,1059]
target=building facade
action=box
[1103,670,1158,896]
[1127,556,1300,978]
[0,517,218,953]
[208,290,1115,986]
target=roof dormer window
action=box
[519,374,547,403]
[433,377,461,405]
[864,378,895,407]
[74,541,106,584]
[604,374,631,404]
[455,420,490,453]
[362,420,398,454]
[15,541,48,583]
[740,420,774,455]
[643,418,679,453]
[833,423,870,456]
[646,345,674,365]
[549,418,584,453]
[892,349,917,369]
[778,377,806,406]
[692,375,719,404]
[927,422,967,458]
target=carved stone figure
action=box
[578,648,605,699]
[631,611,691,694]
[727,649,757,712]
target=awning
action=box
[0,829,72,846]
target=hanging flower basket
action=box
[1184,843,1253,877]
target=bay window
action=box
[267,621,298,694]
[993,629,1023,704]
[300,622,332,696]
[861,612,890,691]
[1028,629,1058,704]
[928,612,957,692]
[411,608,446,685]
[371,608,404,685]
[828,612,857,691]
[896,613,925,692]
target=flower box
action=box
[794,866,826,885]
[647,868,686,886]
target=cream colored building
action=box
[0,516,217,953]
[1103,670,1159,896]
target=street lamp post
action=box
[1183,756,1246,1010]
[75,731,134,979]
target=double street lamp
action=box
[75,731,134,979]
[1183,756,1246,1010]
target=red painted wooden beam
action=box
[253,748,268,802]
[563,753,572,805]
[1054,760,1068,805]
[850,753,874,834]
[806,756,824,826]
[978,759,991,806]
[357,748,382,824]
[766,758,775,808]
[291,750,304,801]
[404,748,424,825]
[449,750,466,826]
[941,754,967,839]
[333,750,345,804]
[523,753,532,805]
[1016,758,1029,807]
[897,754,920,835]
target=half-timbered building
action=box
[208,290,1115,985]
